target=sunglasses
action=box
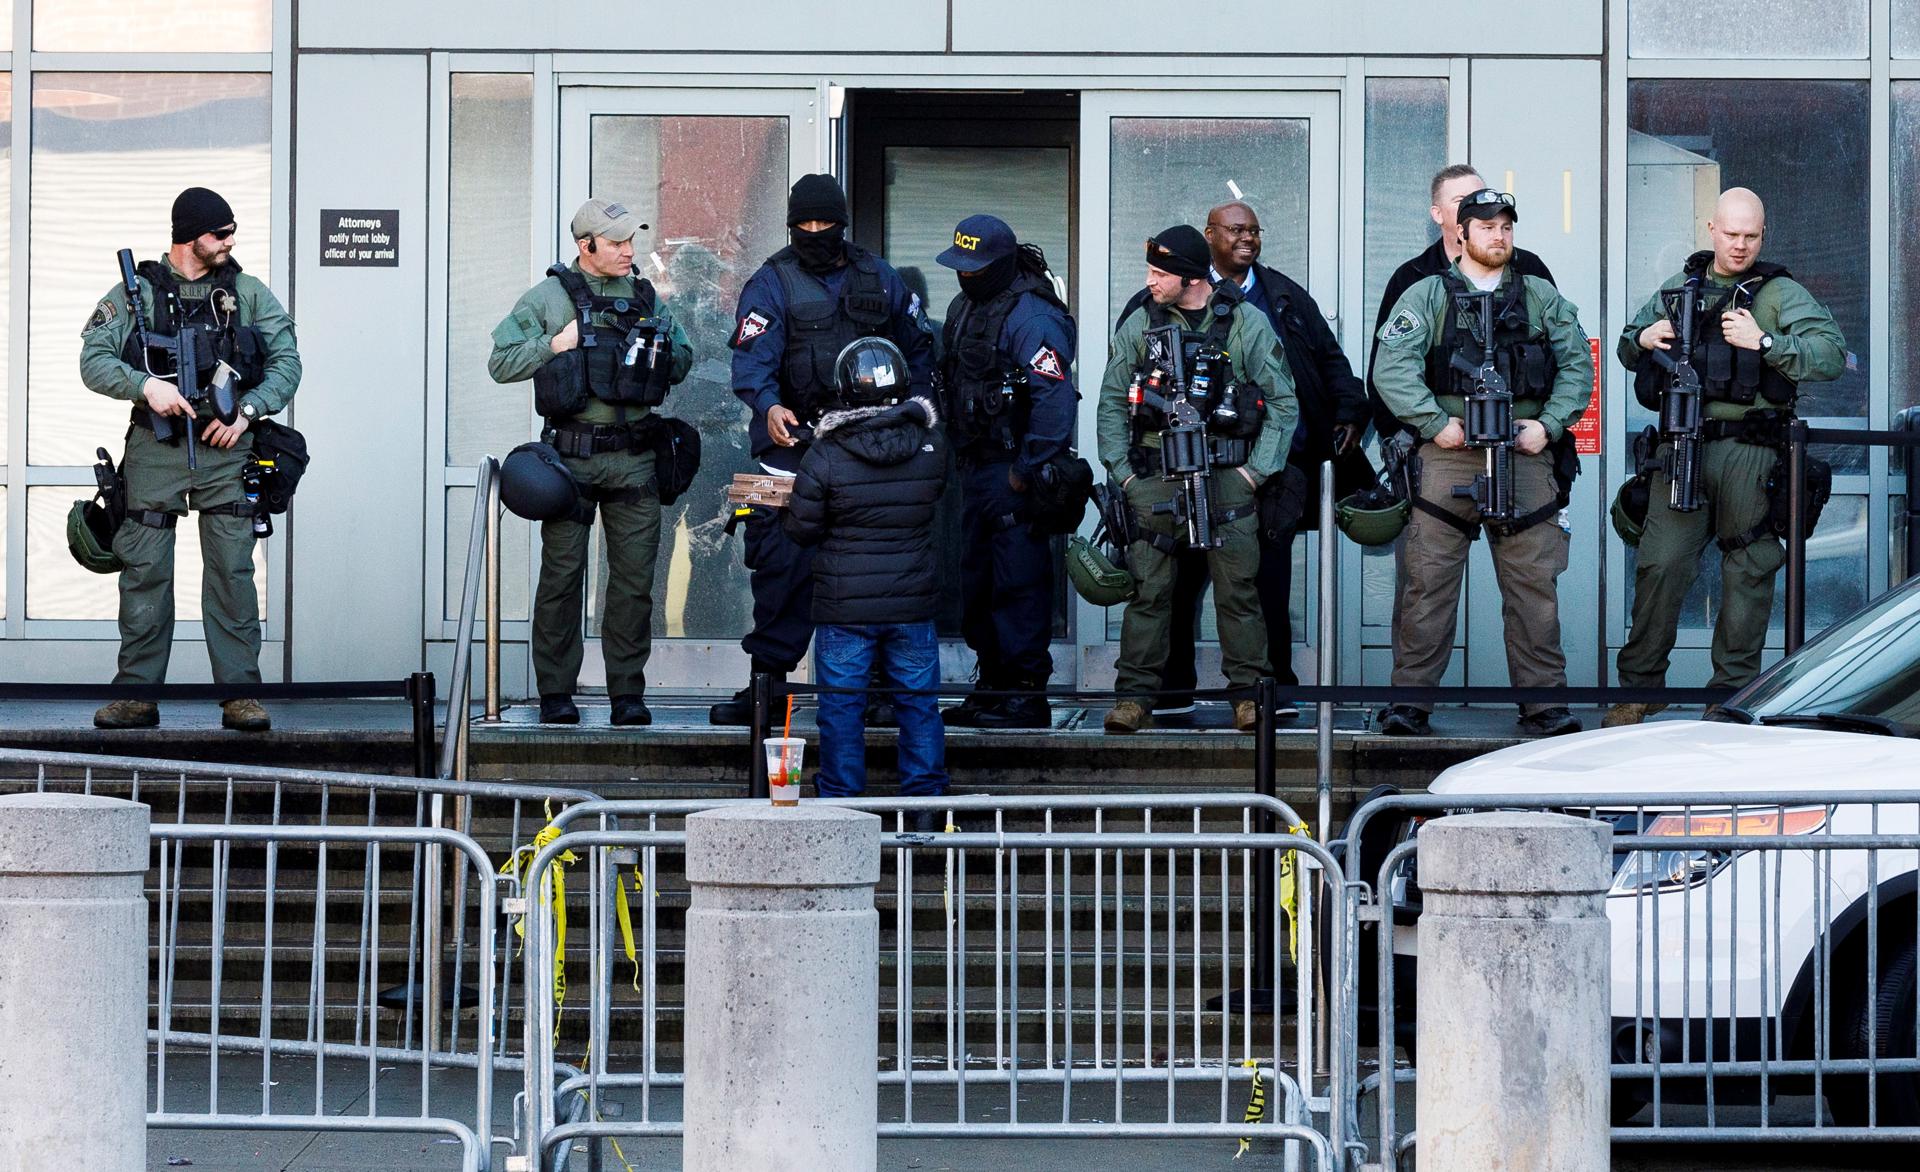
[207,225,237,241]
[1460,190,1516,209]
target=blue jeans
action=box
[815,621,949,797]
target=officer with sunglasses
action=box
[80,186,302,732]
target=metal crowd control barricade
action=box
[506,795,1351,1172]
[0,748,605,1170]
[1342,789,1920,1168]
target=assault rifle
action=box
[1450,290,1516,522]
[1129,324,1221,550]
[1655,276,1705,512]
[118,248,239,470]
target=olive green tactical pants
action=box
[111,424,261,686]
[1393,444,1570,715]
[1617,438,1782,691]
[1114,472,1268,704]
[533,449,660,697]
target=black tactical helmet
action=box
[833,337,910,408]
[499,442,582,522]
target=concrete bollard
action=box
[682,804,881,1172]
[0,793,150,1172]
[1415,811,1610,1172]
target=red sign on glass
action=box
[1570,337,1603,456]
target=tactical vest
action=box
[532,264,670,422]
[1128,285,1264,468]
[1422,270,1555,404]
[940,272,1066,459]
[1673,251,1796,408]
[770,245,892,421]
[119,260,269,391]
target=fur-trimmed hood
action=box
[812,395,939,468]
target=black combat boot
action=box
[539,694,580,725]
[974,677,1051,730]
[610,694,653,726]
[941,672,1003,728]
[709,668,785,727]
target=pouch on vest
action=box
[249,418,310,514]
[1258,463,1311,541]
[534,350,592,420]
[648,415,702,507]
[611,323,675,406]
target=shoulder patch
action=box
[1029,345,1066,381]
[83,298,118,336]
[733,310,770,348]
[1380,309,1421,343]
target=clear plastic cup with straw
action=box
[764,737,804,806]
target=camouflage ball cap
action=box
[570,198,648,243]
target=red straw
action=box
[783,693,794,741]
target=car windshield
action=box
[1731,576,1920,730]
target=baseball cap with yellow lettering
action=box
[936,214,1016,271]
[570,198,648,243]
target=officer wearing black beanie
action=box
[78,185,302,733]
[710,174,936,725]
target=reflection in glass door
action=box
[558,88,817,691]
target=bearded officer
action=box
[488,198,693,726]
[1605,187,1845,726]
[81,186,301,732]
[709,174,935,725]
[1095,225,1298,734]
[932,215,1076,730]
[1371,189,1591,738]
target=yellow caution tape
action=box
[1235,1059,1267,1158]
[499,803,647,1017]
[1276,821,1311,964]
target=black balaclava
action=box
[790,224,847,275]
[957,252,1019,302]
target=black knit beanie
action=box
[787,174,849,227]
[172,187,235,244]
[1145,225,1211,280]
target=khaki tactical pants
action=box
[1617,437,1782,691]
[112,423,261,686]
[533,448,660,697]
[1393,444,1570,714]
[1114,470,1269,705]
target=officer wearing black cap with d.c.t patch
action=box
[932,214,1077,730]
[710,174,935,725]
[1094,225,1298,735]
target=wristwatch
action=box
[1759,332,1775,354]
[240,401,259,420]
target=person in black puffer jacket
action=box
[784,340,950,802]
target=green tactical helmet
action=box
[1612,473,1652,547]
[67,498,123,574]
[1335,487,1411,547]
[1065,535,1137,607]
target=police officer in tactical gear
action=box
[1096,225,1299,734]
[1605,187,1845,727]
[488,197,694,727]
[932,215,1076,731]
[81,186,302,731]
[1124,201,1369,720]
[710,174,935,726]
[1372,190,1592,738]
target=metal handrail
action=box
[442,455,504,783]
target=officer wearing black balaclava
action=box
[711,174,935,725]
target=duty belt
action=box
[544,421,642,458]
[1702,412,1794,447]
[128,501,251,530]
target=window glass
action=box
[447,74,534,466]
[1892,83,1920,413]
[27,486,265,619]
[29,73,273,468]
[1627,0,1867,58]
[1624,80,1868,428]
[584,113,789,642]
[444,487,529,622]
[1899,0,1920,57]
[1363,78,1448,335]
[1737,576,1920,727]
[0,75,13,457]
[35,0,269,53]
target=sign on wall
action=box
[319,209,400,267]
[1571,337,1603,456]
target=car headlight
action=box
[1609,806,1830,896]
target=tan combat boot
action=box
[221,698,271,732]
[1103,700,1150,734]
[1233,699,1261,733]
[1602,702,1666,728]
[94,699,159,729]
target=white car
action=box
[1421,575,1920,1125]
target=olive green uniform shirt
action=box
[487,262,694,423]
[1373,264,1592,441]
[79,259,302,418]
[1096,299,1299,486]
[1615,265,1845,420]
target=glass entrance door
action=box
[1077,90,1341,686]
[554,86,819,692]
